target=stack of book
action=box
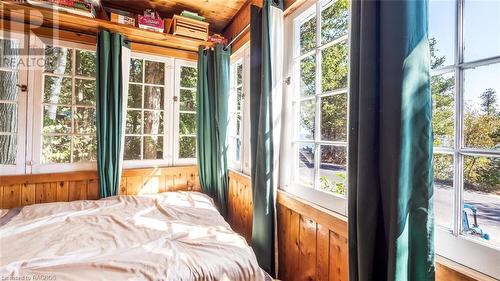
[27,0,96,18]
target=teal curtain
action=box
[348,1,434,280]
[96,30,126,198]
[250,0,283,276]
[196,44,230,217]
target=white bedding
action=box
[0,192,265,281]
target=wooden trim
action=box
[0,171,98,185]
[222,0,261,54]
[283,0,309,17]
[130,42,197,61]
[436,256,497,281]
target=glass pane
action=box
[145,60,165,85]
[143,111,163,135]
[429,0,455,69]
[236,63,243,85]
[124,136,141,160]
[180,89,196,111]
[463,63,500,150]
[299,14,316,55]
[74,107,95,134]
[432,73,455,147]
[433,153,454,229]
[143,136,163,159]
[321,0,349,44]
[128,84,142,108]
[0,70,19,100]
[236,87,242,111]
[180,113,196,135]
[464,0,500,62]
[126,110,142,134]
[43,105,72,133]
[463,156,500,247]
[75,50,96,77]
[236,113,242,136]
[73,135,96,162]
[129,58,143,83]
[0,135,16,165]
[75,79,96,105]
[319,145,347,196]
[42,136,70,163]
[298,99,315,140]
[297,143,315,186]
[322,41,348,92]
[300,55,316,97]
[0,103,17,133]
[180,66,197,88]
[144,86,164,110]
[43,76,72,104]
[179,136,196,158]
[44,46,72,75]
[0,38,20,69]
[321,94,347,142]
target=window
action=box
[430,0,500,276]
[175,61,197,163]
[284,0,350,215]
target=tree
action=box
[480,88,497,116]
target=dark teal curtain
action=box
[348,1,434,280]
[196,44,230,217]
[250,0,282,276]
[96,30,125,198]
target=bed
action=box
[0,191,267,281]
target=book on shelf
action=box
[27,0,96,18]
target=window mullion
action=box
[313,1,322,191]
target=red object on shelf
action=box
[137,9,164,33]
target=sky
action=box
[429,0,500,112]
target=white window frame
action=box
[0,30,28,175]
[123,52,174,169]
[281,0,350,216]
[173,59,198,165]
[30,35,97,173]
[229,44,251,175]
[431,0,500,278]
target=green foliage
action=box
[320,173,346,195]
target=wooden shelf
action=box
[0,2,211,52]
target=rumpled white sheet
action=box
[0,192,265,281]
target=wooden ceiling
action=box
[100,0,247,33]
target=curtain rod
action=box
[224,24,250,50]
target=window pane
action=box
[300,55,316,97]
[463,63,500,150]
[128,84,142,108]
[319,145,347,196]
[75,50,96,77]
[297,143,315,186]
[0,70,19,100]
[0,38,20,69]
[236,87,242,111]
[126,110,142,134]
[42,136,70,163]
[44,46,72,75]
[0,103,17,133]
[180,113,196,135]
[180,66,197,88]
[236,113,241,136]
[145,60,165,85]
[298,99,315,140]
[429,0,455,69]
[144,111,163,135]
[431,72,455,147]
[44,76,72,104]
[0,135,16,165]
[75,79,96,105]
[463,156,500,247]
[180,89,196,111]
[322,41,348,92]
[143,136,163,159]
[73,135,96,162]
[464,0,500,62]
[74,107,95,134]
[433,153,454,229]
[321,93,347,142]
[129,58,143,83]
[299,14,316,55]
[43,105,72,133]
[179,136,196,158]
[144,86,164,110]
[236,63,243,85]
[124,136,141,160]
[321,0,349,44]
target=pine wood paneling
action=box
[227,170,253,243]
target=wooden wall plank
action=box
[21,184,36,206]
[329,231,348,281]
[119,177,127,195]
[317,224,330,281]
[87,179,99,200]
[289,210,301,280]
[68,181,88,201]
[56,181,69,202]
[0,185,3,209]
[3,185,21,209]
[277,204,290,281]
[299,215,317,281]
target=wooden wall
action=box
[0,165,199,209]
[228,170,253,243]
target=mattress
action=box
[0,192,266,281]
